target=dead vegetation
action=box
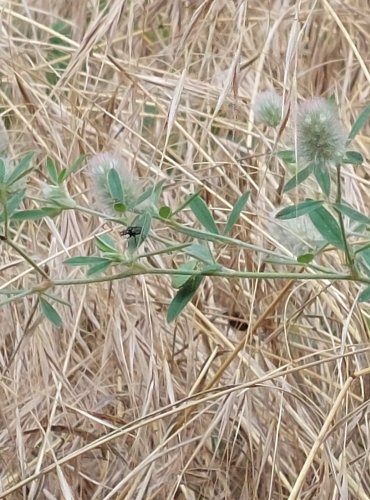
[1,1,370,498]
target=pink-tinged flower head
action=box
[253,90,283,127]
[297,98,347,165]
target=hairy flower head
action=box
[297,98,347,166]
[87,152,141,215]
[253,90,283,127]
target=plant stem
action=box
[334,164,357,276]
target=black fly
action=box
[120,226,142,238]
[120,226,142,247]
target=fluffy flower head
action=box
[87,152,141,214]
[253,90,283,127]
[297,98,347,165]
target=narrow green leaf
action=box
[358,286,370,303]
[95,234,117,253]
[64,256,112,266]
[189,195,219,234]
[5,189,26,218]
[159,206,172,218]
[314,163,331,197]
[223,192,250,235]
[150,179,165,206]
[86,260,112,276]
[276,150,296,163]
[333,203,370,225]
[107,167,124,203]
[185,243,214,264]
[63,155,86,178]
[14,207,42,221]
[283,164,314,193]
[308,207,345,250]
[172,190,202,215]
[0,158,6,183]
[167,275,204,322]
[172,260,197,288]
[46,157,59,184]
[343,151,364,165]
[135,185,155,206]
[349,104,370,141]
[6,153,34,186]
[40,297,63,327]
[276,200,323,220]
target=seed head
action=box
[253,90,283,127]
[297,98,347,166]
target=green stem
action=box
[51,267,360,288]
[334,164,357,276]
[0,235,50,280]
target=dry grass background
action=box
[1,0,370,498]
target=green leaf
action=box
[63,155,86,179]
[40,297,63,327]
[189,195,219,234]
[308,206,345,250]
[6,153,34,186]
[333,203,370,225]
[167,275,204,322]
[159,206,172,218]
[11,207,61,221]
[349,104,370,141]
[0,158,6,183]
[276,150,296,163]
[86,260,112,276]
[95,234,117,253]
[223,192,250,235]
[313,163,331,197]
[150,179,165,207]
[46,157,59,184]
[343,151,363,165]
[127,212,152,251]
[276,200,323,220]
[185,243,214,264]
[297,253,315,264]
[64,256,112,266]
[283,164,314,193]
[2,189,27,219]
[135,185,155,206]
[171,260,197,288]
[358,286,370,303]
[107,167,124,203]
[172,190,202,215]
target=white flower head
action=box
[253,90,283,127]
[297,98,347,166]
[87,152,141,215]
